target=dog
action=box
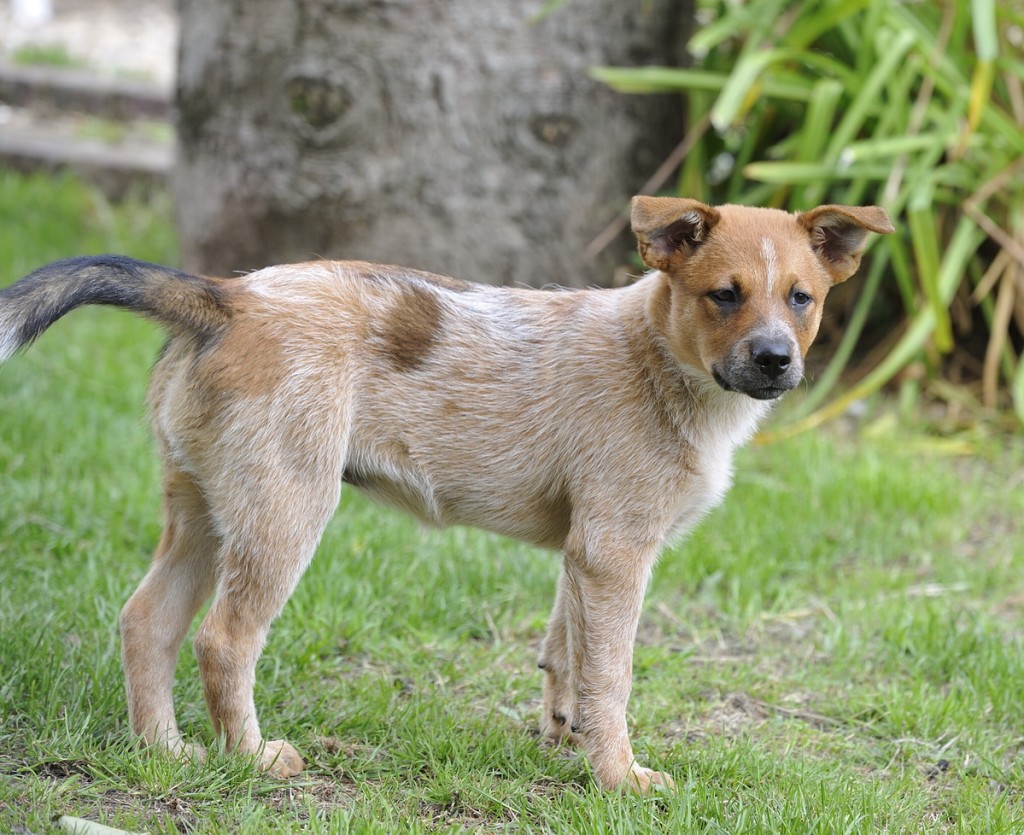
[0,197,893,792]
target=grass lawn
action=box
[2,171,1024,833]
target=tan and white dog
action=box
[0,197,893,792]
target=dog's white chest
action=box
[663,396,770,543]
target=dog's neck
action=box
[619,273,773,451]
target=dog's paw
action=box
[624,764,676,794]
[260,739,305,778]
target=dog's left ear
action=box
[797,205,895,284]
[631,196,722,272]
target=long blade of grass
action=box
[711,48,858,131]
[589,66,815,102]
[793,78,844,207]
[907,198,953,353]
[886,230,917,313]
[687,5,756,59]
[710,49,788,131]
[795,79,843,166]
[839,131,964,163]
[590,66,731,94]
[688,0,789,58]
[785,0,875,49]
[743,161,897,183]
[967,59,997,138]
[680,90,714,202]
[972,0,999,62]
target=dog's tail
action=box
[0,255,232,362]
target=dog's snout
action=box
[751,339,792,380]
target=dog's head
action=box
[631,197,894,400]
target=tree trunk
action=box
[174,0,690,286]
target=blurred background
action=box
[0,0,1021,433]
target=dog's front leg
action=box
[558,536,674,793]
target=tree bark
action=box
[174,0,691,286]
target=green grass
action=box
[10,43,88,70]
[3,171,1024,832]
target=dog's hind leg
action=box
[120,466,219,759]
[190,425,344,777]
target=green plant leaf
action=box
[786,0,876,49]
[589,66,814,101]
[907,199,953,354]
[971,0,998,61]
[743,161,895,183]
[711,49,801,130]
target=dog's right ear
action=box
[631,196,721,272]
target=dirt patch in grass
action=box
[666,689,850,746]
[16,770,199,832]
[89,790,198,832]
[9,754,361,831]
[420,793,521,832]
[13,760,194,831]
[665,692,769,744]
[260,774,360,822]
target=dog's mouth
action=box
[743,385,790,401]
[712,370,793,401]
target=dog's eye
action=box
[791,291,812,307]
[709,288,740,305]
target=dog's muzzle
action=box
[712,334,803,401]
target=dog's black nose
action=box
[752,340,792,380]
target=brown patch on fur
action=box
[205,321,289,396]
[375,284,445,372]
